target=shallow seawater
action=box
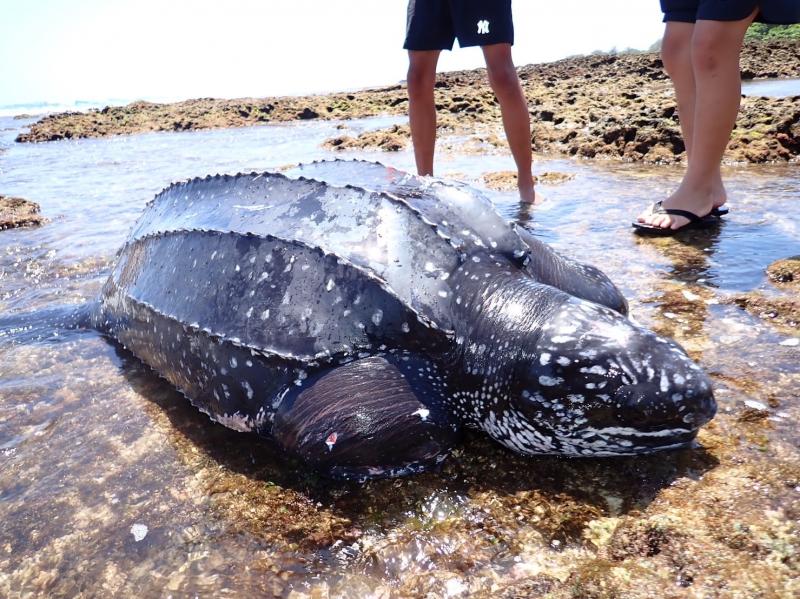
[1,114,799,597]
[742,77,800,98]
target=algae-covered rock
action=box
[0,195,47,230]
[323,124,409,152]
[730,293,800,334]
[767,256,800,287]
[482,171,575,191]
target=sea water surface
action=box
[742,77,800,97]
[1,113,798,596]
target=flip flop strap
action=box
[651,201,703,223]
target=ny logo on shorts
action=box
[477,19,490,34]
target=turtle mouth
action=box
[566,426,700,456]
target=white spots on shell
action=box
[235,264,241,272]
[261,309,270,320]
[401,322,410,333]
[242,380,254,400]
[245,307,254,318]
[539,353,551,366]
[539,376,564,387]
[372,310,383,326]
[556,356,571,367]
[438,290,449,298]
[660,370,669,393]
[580,365,607,376]
[326,278,336,292]
[412,408,430,421]
[230,357,238,368]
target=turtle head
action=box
[508,295,717,456]
[450,268,716,457]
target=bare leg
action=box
[640,12,755,230]
[661,22,697,160]
[407,50,441,176]
[482,43,538,204]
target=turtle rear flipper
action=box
[273,353,460,481]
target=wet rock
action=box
[482,170,574,192]
[297,107,319,120]
[0,195,47,230]
[322,124,409,152]
[767,256,800,287]
[535,171,575,185]
[730,293,800,334]
[482,171,518,192]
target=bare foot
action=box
[711,175,727,210]
[637,181,717,230]
[519,176,544,205]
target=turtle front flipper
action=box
[273,353,460,481]
[515,225,629,315]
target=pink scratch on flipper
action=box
[325,432,338,451]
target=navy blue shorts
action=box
[403,0,514,51]
[661,0,800,24]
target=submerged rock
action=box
[767,256,800,287]
[731,293,800,334]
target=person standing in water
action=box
[403,0,539,204]
[634,0,800,234]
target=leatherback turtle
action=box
[37,160,717,479]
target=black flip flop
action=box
[632,201,721,236]
[711,206,729,217]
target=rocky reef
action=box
[16,42,800,165]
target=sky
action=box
[0,0,665,107]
